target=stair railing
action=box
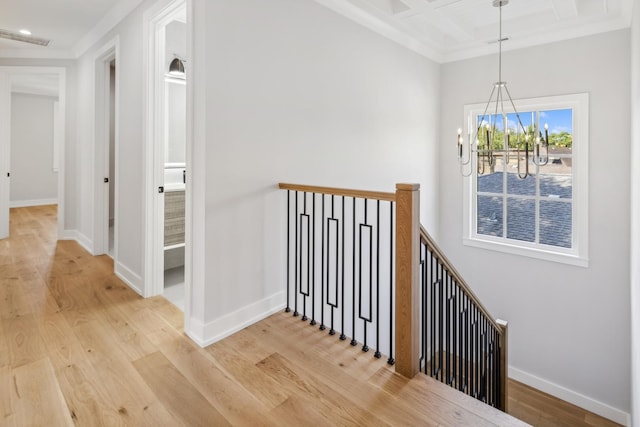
[279,182,508,411]
[420,225,508,411]
[279,182,397,363]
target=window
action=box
[462,93,589,266]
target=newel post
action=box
[497,319,509,412]
[395,183,420,378]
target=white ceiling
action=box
[0,0,142,58]
[0,0,634,62]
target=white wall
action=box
[630,0,640,425]
[439,30,631,423]
[190,0,440,340]
[165,20,186,73]
[71,0,439,339]
[10,93,58,206]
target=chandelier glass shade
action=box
[457,0,549,179]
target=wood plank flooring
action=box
[0,205,622,426]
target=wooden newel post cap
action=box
[396,183,420,191]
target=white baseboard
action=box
[10,198,58,208]
[186,291,286,348]
[75,231,94,255]
[57,229,143,296]
[59,229,78,241]
[115,261,144,296]
[58,229,94,255]
[509,366,630,426]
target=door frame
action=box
[0,66,66,240]
[93,38,120,257]
[143,0,191,301]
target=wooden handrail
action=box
[420,225,501,332]
[278,183,396,202]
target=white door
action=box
[0,71,10,239]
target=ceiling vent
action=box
[0,29,50,46]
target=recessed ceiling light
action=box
[19,29,31,36]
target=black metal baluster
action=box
[493,327,497,407]
[361,199,370,353]
[421,243,426,372]
[286,190,291,313]
[374,200,381,358]
[329,195,336,336]
[320,194,325,330]
[310,193,316,326]
[351,197,357,347]
[491,327,496,406]
[438,263,443,382]
[464,295,469,393]
[293,191,299,317]
[445,270,451,385]
[430,249,435,377]
[301,192,308,322]
[471,305,476,397]
[458,286,464,391]
[340,196,346,341]
[497,327,502,408]
[453,282,458,388]
[498,327,503,408]
[485,318,490,403]
[465,301,474,396]
[476,308,482,400]
[480,316,485,402]
[482,316,487,402]
[388,201,394,365]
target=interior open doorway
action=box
[0,67,66,241]
[93,38,119,260]
[144,0,188,312]
[162,9,187,310]
[108,61,116,257]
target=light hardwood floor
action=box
[0,205,621,426]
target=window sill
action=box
[463,237,589,268]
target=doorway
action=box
[0,67,66,241]
[108,61,116,257]
[144,0,188,311]
[92,40,118,258]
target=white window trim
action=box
[462,93,589,267]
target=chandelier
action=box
[457,0,548,179]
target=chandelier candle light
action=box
[457,0,549,179]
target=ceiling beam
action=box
[398,0,474,42]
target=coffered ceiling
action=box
[0,0,634,62]
[316,0,634,62]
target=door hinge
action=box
[158,186,164,193]
[6,172,9,178]
[104,177,109,183]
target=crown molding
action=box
[442,15,632,63]
[73,0,145,58]
[312,0,443,63]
